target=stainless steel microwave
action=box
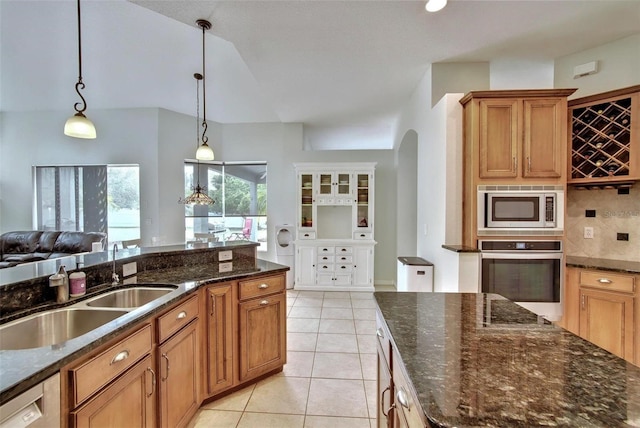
[477,187,564,233]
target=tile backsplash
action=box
[565,186,639,262]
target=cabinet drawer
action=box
[335,255,353,263]
[317,255,335,263]
[71,323,153,406]
[298,231,316,240]
[318,247,335,255]
[376,312,391,366]
[580,271,635,293]
[157,294,199,343]
[239,274,285,301]
[353,232,372,240]
[336,246,353,255]
[317,263,335,272]
[335,264,353,273]
[392,350,426,428]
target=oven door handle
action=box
[481,252,563,260]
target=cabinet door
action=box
[71,355,156,428]
[239,293,287,381]
[478,98,519,178]
[299,173,315,229]
[354,173,373,233]
[579,288,635,361]
[522,98,564,178]
[558,267,580,335]
[206,284,234,395]
[377,343,393,428]
[317,172,334,197]
[158,319,199,428]
[336,172,352,197]
[353,246,373,287]
[296,246,316,287]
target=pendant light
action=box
[195,19,215,161]
[425,0,447,12]
[179,73,215,206]
[64,0,96,139]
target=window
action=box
[184,161,267,251]
[34,165,140,246]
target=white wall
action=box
[554,34,640,99]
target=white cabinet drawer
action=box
[353,232,372,240]
[298,231,317,240]
[317,263,335,272]
[335,264,353,273]
[317,255,335,263]
[335,255,353,263]
[318,246,336,255]
[335,247,353,255]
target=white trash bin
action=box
[397,257,434,292]
[275,224,295,289]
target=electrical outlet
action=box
[122,262,137,277]
[219,262,233,273]
[219,250,233,261]
[584,227,594,239]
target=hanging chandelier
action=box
[179,73,215,206]
[194,19,215,161]
[64,0,97,139]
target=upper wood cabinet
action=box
[568,85,640,187]
[461,89,576,182]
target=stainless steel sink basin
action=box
[85,287,174,308]
[0,308,129,350]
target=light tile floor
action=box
[188,287,393,428]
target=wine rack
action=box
[568,86,639,185]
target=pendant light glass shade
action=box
[64,112,96,139]
[195,142,214,161]
[65,0,96,139]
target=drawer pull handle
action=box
[322,257,328,260]
[341,257,346,260]
[161,353,170,381]
[258,283,269,289]
[146,367,156,397]
[341,266,347,269]
[381,386,391,416]
[304,233,310,237]
[376,328,384,338]
[110,350,130,365]
[581,295,585,310]
[176,311,187,319]
[260,300,269,305]
[360,234,365,237]
[341,249,347,252]
[597,278,612,284]
[396,388,410,409]
[211,295,216,316]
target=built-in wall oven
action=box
[479,240,563,321]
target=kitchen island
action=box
[375,292,640,427]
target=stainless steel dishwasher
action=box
[0,373,60,428]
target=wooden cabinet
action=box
[568,86,640,187]
[563,266,637,365]
[238,275,287,382]
[461,89,575,182]
[71,355,156,428]
[204,283,234,395]
[460,89,575,247]
[66,324,156,428]
[156,295,200,428]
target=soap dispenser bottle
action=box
[49,265,69,303]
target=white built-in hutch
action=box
[294,162,376,291]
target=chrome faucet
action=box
[111,244,120,285]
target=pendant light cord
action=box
[200,22,208,146]
[73,0,88,114]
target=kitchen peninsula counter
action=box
[0,243,289,405]
[375,292,640,427]
[566,255,640,274]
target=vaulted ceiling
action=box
[2,1,639,150]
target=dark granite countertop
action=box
[0,257,288,405]
[375,292,640,427]
[566,256,640,274]
[441,244,481,253]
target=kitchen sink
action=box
[0,308,129,350]
[84,287,175,308]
